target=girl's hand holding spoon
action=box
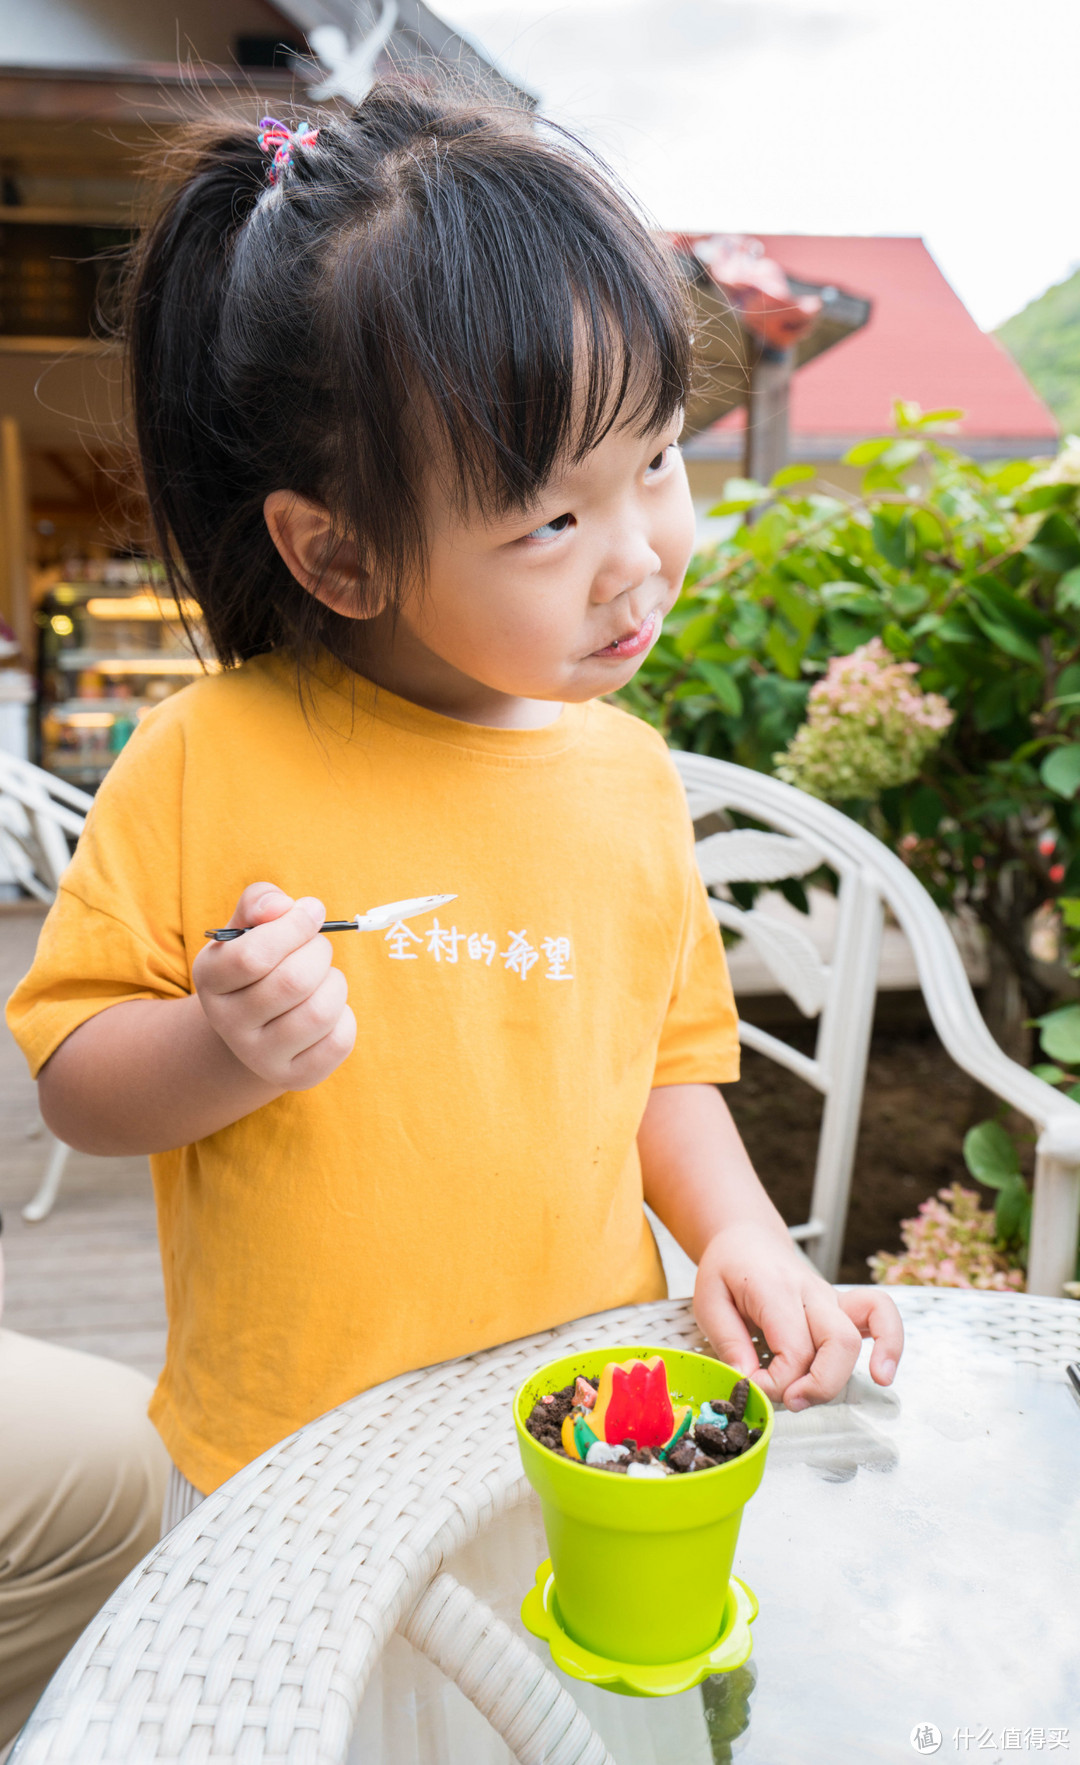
[192,883,356,1091]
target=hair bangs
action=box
[325,123,692,528]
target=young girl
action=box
[7,84,901,1502]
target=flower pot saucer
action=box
[520,1558,758,1698]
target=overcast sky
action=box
[442,0,1079,332]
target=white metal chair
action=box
[0,752,92,1222]
[672,752,1080,1297]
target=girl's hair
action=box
[124,81,693,668]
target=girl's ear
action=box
[263,491,385,619]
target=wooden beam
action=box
[742,346,794,485]
[0,416,33,658]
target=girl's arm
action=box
[38,885,356,1155]
[639,1082,903,1410]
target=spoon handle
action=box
[204,919,358,942]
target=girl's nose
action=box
[591,532,663,604]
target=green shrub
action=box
[624,402,1080,1025]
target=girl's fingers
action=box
[692,1275,760,1379]
[198,897,326,996]
[241,933,334,1024]
[287,1002,358,1090]
[742,1292,818,1403]
[836,1287,904,1384]
[263,965,349,1053]
[780,1291,864,1409]
[226,881,294,930]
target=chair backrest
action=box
[0,752,91,902]
[670,750,1080,1285]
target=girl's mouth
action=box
[590,609,660,660]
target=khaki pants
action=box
[0,1330,168,1746]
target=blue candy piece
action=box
[697,1402,729,1430]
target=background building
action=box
[0,3,1060,784]
[684,234,1059,528]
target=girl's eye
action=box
[525,512,574,541]
[647,445,676,474]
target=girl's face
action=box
[387,411,694,722]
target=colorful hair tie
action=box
[257,117,319,185]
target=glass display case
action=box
[36,566,212,790]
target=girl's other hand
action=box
[692,1221,904,1410]
[192,882,357,1090]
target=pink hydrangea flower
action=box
[868,1183,1025,1291]
[776,638,954,800]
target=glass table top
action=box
[349,1290,1080,1765]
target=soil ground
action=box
[726,992,1023,1285]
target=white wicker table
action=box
[13,1289,1080,1764]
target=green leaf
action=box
[763,620,805,680]
[871,511,913,570]
[974,576,1055,636]
[843,438,894,467]
[1035,1003,1080,1064]
[995,1174,1031,1246]
[881,622,913,656]
[910,407,964,428]
[973,678,1018,733]
[1014,483,1078,514]
[966,600,1043,665]
[910,785,946,837]
[893,398,924,430]
[771,462,815,488]
[776,876,810,914]
[675,610,718,658]
[909,612,942,638]
[1066,1083,1080,1105]
[728,601,768,648]
[744,507,791,563]
[819,584,883,620]
[963,1120,1020,1189]
[936,614,980,644]
[1056,567,1080,612]
[669,689,713,718]
[1032,1063,1070,1085]
[1040,745,1080,800]
[708,479,768,516]
[825,610,874,654]
[1024,512,1080,575]
[880,439,923,471]
[693,658,743,717]
[1059,896,1080,928]
[991,460,1036,492]
[771,579,819,641]
[890,579,930,615]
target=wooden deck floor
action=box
[0,904,167,1380]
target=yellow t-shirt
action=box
[7,656,739,1492]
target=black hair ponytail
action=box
[123,83,692,670]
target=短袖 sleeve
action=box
[652,854,740,1088]
[5,704,191,1079]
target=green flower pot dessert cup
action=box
[514,1344,773,1697]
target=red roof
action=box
[716,235,1057,441]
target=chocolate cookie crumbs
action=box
[524,1367,765,1476]
[666,1436,700,1474]
[693,1423,735,1459]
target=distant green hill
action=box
[997,268,1080,436]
